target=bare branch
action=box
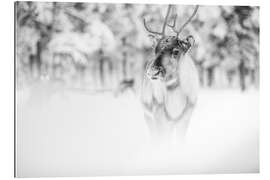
[64,10,88,25]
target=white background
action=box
[0,0,269,179]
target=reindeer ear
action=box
[178,35,195,53]
[186,35,195,47]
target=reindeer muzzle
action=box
[146,66,165,80]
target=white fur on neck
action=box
[151,80,166,104]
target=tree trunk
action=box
[122,52,127,79]
[238,59,246,91]
[207,67,214,87]
[99,50,105,86]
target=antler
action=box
[143,5,172,37]
[167,14,177,29]
[168,5,199,37]
[143,19,163,36]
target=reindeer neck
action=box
[150,76,180,104]
[151,80,167,104]
[166,75,180,91]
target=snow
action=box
[16,83,259,177]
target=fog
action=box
[16,82,259,177]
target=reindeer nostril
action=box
[153,71,159,76]
[146,65,165,80]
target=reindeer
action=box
[141,5,200,145]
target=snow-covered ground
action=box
[16,82,259,177]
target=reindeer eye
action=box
[172,49,180,56]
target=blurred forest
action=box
[15,2,259,92]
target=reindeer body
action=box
[141,5,199,144]
[141,54,199,143]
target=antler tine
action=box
[161,4,172,36]
[143,4,172,37]
[143,18,163,36]
[167,14,178,33]
[176,5,199,37]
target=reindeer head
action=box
[144,5,198,81]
